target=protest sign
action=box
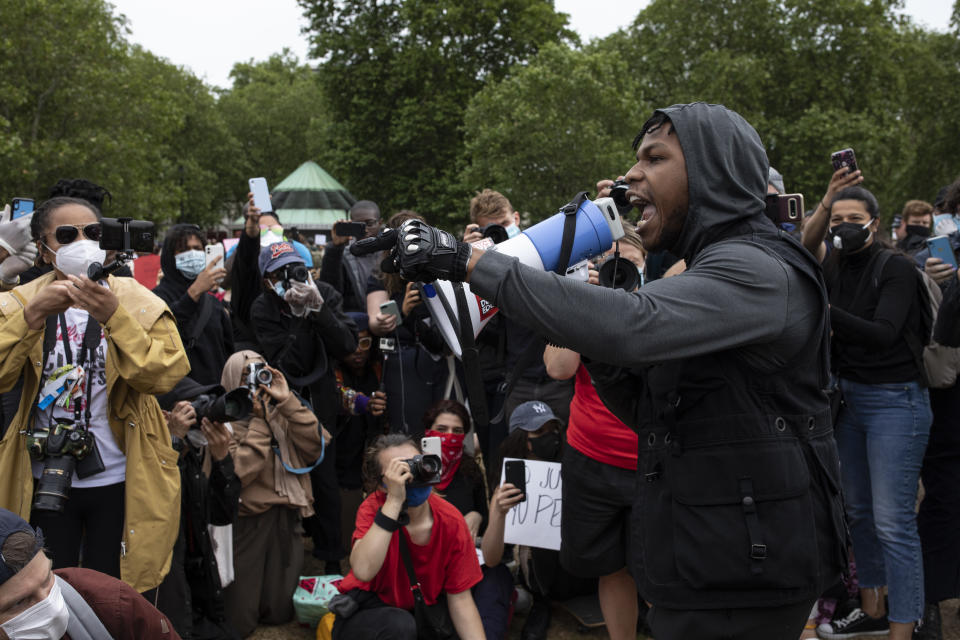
[499,457,562,551]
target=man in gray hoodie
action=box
[355,102,846,640]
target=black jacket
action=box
[468,102,845,609]
[153,229,234,386]
[250,280,357,428]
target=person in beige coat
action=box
[220,350,329,637]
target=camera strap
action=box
[55,313,100,429]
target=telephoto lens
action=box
[33,428,78,513]
[191,388,253,424]
[598,255,641,291]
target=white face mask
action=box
[0,577,70,640]
[260,229,284,248]
[50,240,106,279]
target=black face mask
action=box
[528,431,562,461]
[829,221,872,254]
[905,224,931,238]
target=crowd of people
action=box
[0,101,957,640]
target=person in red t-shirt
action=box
[333,434,484,640]
[542,230,646,640]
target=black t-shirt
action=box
[824,242,925,384]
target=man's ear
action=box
[870,217,881,233]
[512,211,520,227]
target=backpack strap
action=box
[58,576,115,640]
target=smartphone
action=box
[504,460,527,502]
[10,198,33,219]
[831,148,859,176]
[421,436,442,460]
[334,221,367,238]
[379,300,400,320]
[926,235,958,269]
[777,193,804,224]
[99,217,155,252]
[248,177,273,213]
[205,243,224,267]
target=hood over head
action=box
[651,103,773,262]
[221,350,266,392]
[156,224,205,298]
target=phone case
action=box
[248,177,273,213]
[831,148,858,175]
[927,236,958,269]
[379,300,400,318]
[504,460,526,498]
[421,436,442,460]
[205,243,225,266]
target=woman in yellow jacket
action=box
[0,196,189,593]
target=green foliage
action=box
[217,50,328,199]
[461,43,640,220]
[461,0,960,226]
[297,0,577,227]
[0,0,236,226]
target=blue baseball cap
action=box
[258,242,304,276]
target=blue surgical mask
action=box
[272,281,286,298]
[405,485,432,507]
[174,249,206,279]
[504,223,521,239]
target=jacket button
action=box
[742,496,754,507]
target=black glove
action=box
[351,220,472,283]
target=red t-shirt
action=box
[566,364,638,470]
[338,491,482,609]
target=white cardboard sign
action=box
[499,457,562,551]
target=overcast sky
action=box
[109,0,955,90]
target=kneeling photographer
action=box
[0,196,189,594]
[331,434,484,640]
[219,350,330,637]
[155,376,243,640]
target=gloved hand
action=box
[351,220,472,283]
[284,279,324,317]
[0,243,38,284]
[0,209,34,258]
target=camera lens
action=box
[287,265,309,283]
[598,257,641,291]
[479,224,508,244]
[33,455,76,513]
[255,368,273,386]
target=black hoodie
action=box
[153,230,234,386]
[470,102,821,376]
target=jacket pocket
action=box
[667,438,818,591]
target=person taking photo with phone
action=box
[803,176,930,639]
[0,196,189,595]
[153,223,233,386]
[320,200,383,313]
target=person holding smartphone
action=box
[153,224,232,386]
[319,200,383,313]
[803,178,930,639]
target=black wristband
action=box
[374,508,401,532]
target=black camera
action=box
[280,263,310,285]
[88,217,156,280]
[244,362,273,392]
[28,424,105,513]
[478,224,509,244]
[191,388,253,423]
[597,254,642,291]
[403,454,442,487]
[609,179,632,217]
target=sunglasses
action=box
[357,337,373,351]
[50,223,102,245]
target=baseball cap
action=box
[509,401,560,434]
[258,242,303,276]
[0,508,43,586]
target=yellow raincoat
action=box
[0,271,189,592]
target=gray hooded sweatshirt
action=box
[469,102,821,381]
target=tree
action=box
[216,50,328,200]
[461,43,641,221]
[298,0,577,226]
[0,0,238,226]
